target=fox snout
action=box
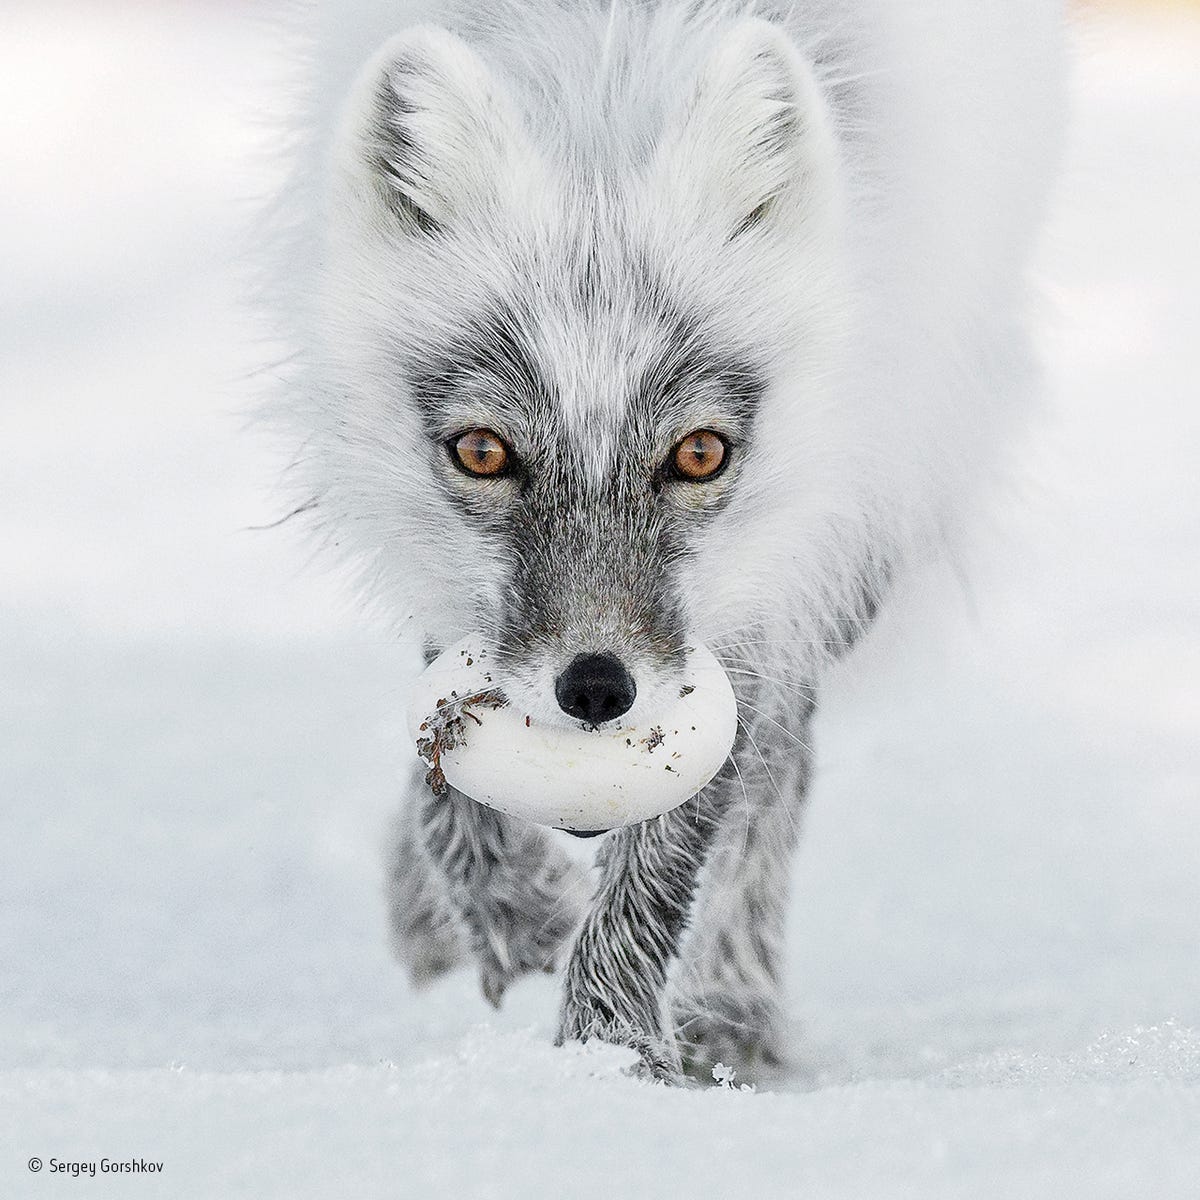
[554,652,638,725]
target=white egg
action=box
[407,638,738,831]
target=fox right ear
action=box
[655,20,841,241]
[335,27,536,235]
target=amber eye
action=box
[670,430,728,481]
[451,428,510,477]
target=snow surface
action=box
[2,3,1198,1196]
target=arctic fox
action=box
[268,0,1064,1082]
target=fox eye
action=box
[451,428,510,477]
[670,430,728,481]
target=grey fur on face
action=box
[402,272,769,731]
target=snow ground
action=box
[2,3,1198,1197]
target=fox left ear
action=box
[656,20,841,240]
[334,26,540,235]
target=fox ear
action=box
[657,20,840,239]
[337,27,535,234]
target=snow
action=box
[2,3,1198,1196]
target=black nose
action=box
[554,653,637,724]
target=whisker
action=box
[718,663,819,699]
[712,636,856,651]
[737,714,800,842]
[735,698,815,757]
[725,742,752,860]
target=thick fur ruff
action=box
[263,0,1065,1082]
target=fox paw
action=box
[674,994,792,1086]
[556,960,684,1084]
[556,1008,684,1085]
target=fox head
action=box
[311,15,850,727]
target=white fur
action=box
[264,0,1065,688]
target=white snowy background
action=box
[2,2,1198,1196]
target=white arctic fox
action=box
[268,0,1065,1081]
